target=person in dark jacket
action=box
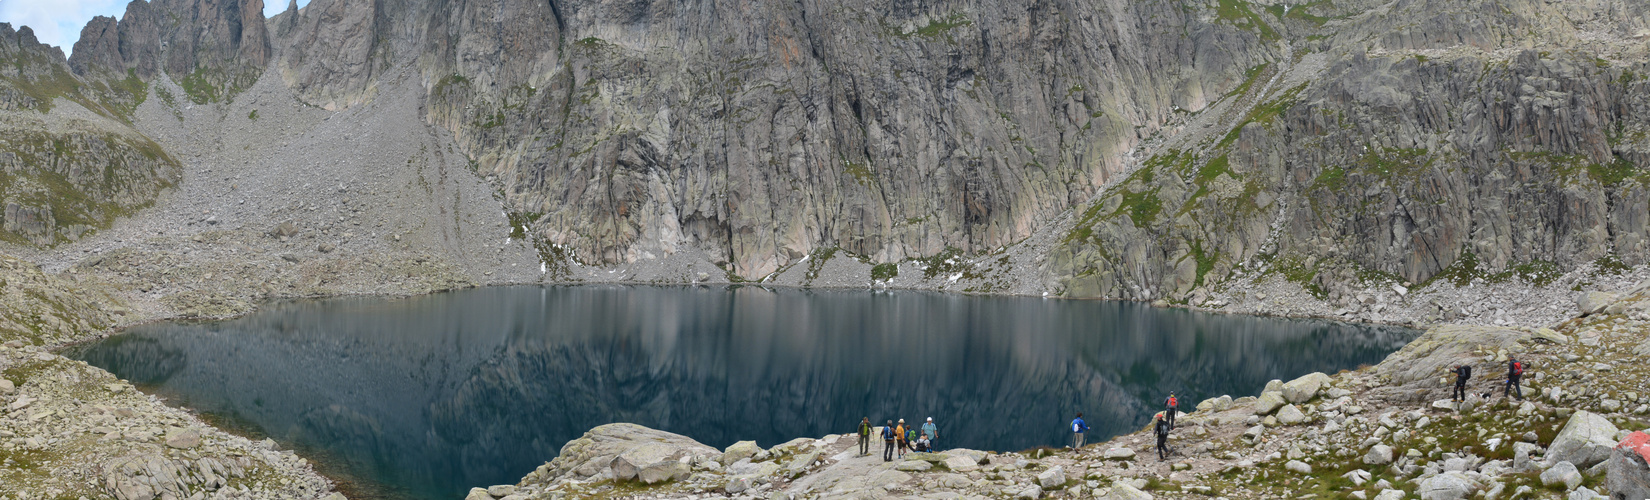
[1505,357,1525,401]
[1452,364,1472,402]
[882,420,896,461]
[858,417,872,456]
[1154,411,1172,461]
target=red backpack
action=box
[1513,361,1524,376]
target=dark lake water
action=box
[70,285,1418,500]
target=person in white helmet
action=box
[921,417,938,449]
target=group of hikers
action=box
[853,358,1527,466]
[1452,355,1527,402]
[858,416,939,461]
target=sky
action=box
[0,0,309,55]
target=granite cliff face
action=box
[1051,0,1650,305]
[0,24,178,247]
[265,0,1273,277]
[7,0,1649,297]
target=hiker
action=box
[895,419,909,459]
[882,420,896,461]
[858,417,872,456]
[922,417,938,448]
[1451,363,1472,402]
[1071,412,1089,449]
[1505,356,1525,401]
[1154,411,1172,461]
[1165,393,1179,428]
[914,433,932,453]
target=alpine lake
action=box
[69,285,1419,499]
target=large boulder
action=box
[541,423,719,481]
[1276,405,1307,425]
[1254,391,1287,415]
[1375,325,1538,391]
[1196,395,1234,412]
[1608,432,1650,500]
[722,440,761,465]
[637,460,690,484]
[1549,411,1620,468]
[896,460,933,472]
[1577,292,1619,316]
[1104,447,1136,460]
[943,455,980,472]
[1418,471,1479,500]
[1364,444,1395,465]
[1281,372,1331,403]
[463,488,491,500]
[1037,466,1066,489]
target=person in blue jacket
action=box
[1071,412,1090,449]
[881,420,896,461]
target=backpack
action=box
[1513,361,1524,376]
[882,426,894,440]
[906,429,917,441]
[1072,420,1082,433]
[1167,396,1177,407]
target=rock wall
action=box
[265,0,1275,277]
[0,23,181,247]
[1051,0,1650,303]
[69,0,271,103]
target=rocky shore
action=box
[471,278,1650,499]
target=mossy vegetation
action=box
[1215,0,1280,41]
[871,262,899,281]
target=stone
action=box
[723,440,761,465]
[1242,425,1265,444]
[1365,444,1395,465]
[1285,460,1312,474]
[1578,292,1618,315]
[1197,395,1234,412]
[1568,486,1606,500]
[1015,485,1042,499]
[1036,465,1066,488]
[1104,447,1136,460]
[943,455,979,472]
[165,428,202,449]
[1343,469,1372,486]
[947,448,989,464]
[1254,391,1287,415]
[1543,461,1583,490]
[0,379,12,395]
[904,452,948,463]
[725,476,752,493]
[1549,410,1620,468]
[486,485,517,497]
[1432,400,1458,411]
[896,460,933,472]
[1608,432,1650,500]
[638,460,690,484]
[1276,404,1307,425]
[1418,471,1479,500]
[1515,442,1544,471]
[1281,372,1331,403]
[1096,483,1154,500]
[464,488,491,500]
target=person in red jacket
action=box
[1164,393,1179,428]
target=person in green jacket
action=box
[857,417,872,456]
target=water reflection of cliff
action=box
[72,285,1415,500]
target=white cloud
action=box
[0,0,310,56]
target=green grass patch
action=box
[1595,254,1632,275]
[1116,189,1163,229]
[1218,83,1308,148]
[871,262,899,281]
[1587,155,1647,187]
[1216,0,1280,40]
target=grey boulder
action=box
[1549,411,1620,468]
